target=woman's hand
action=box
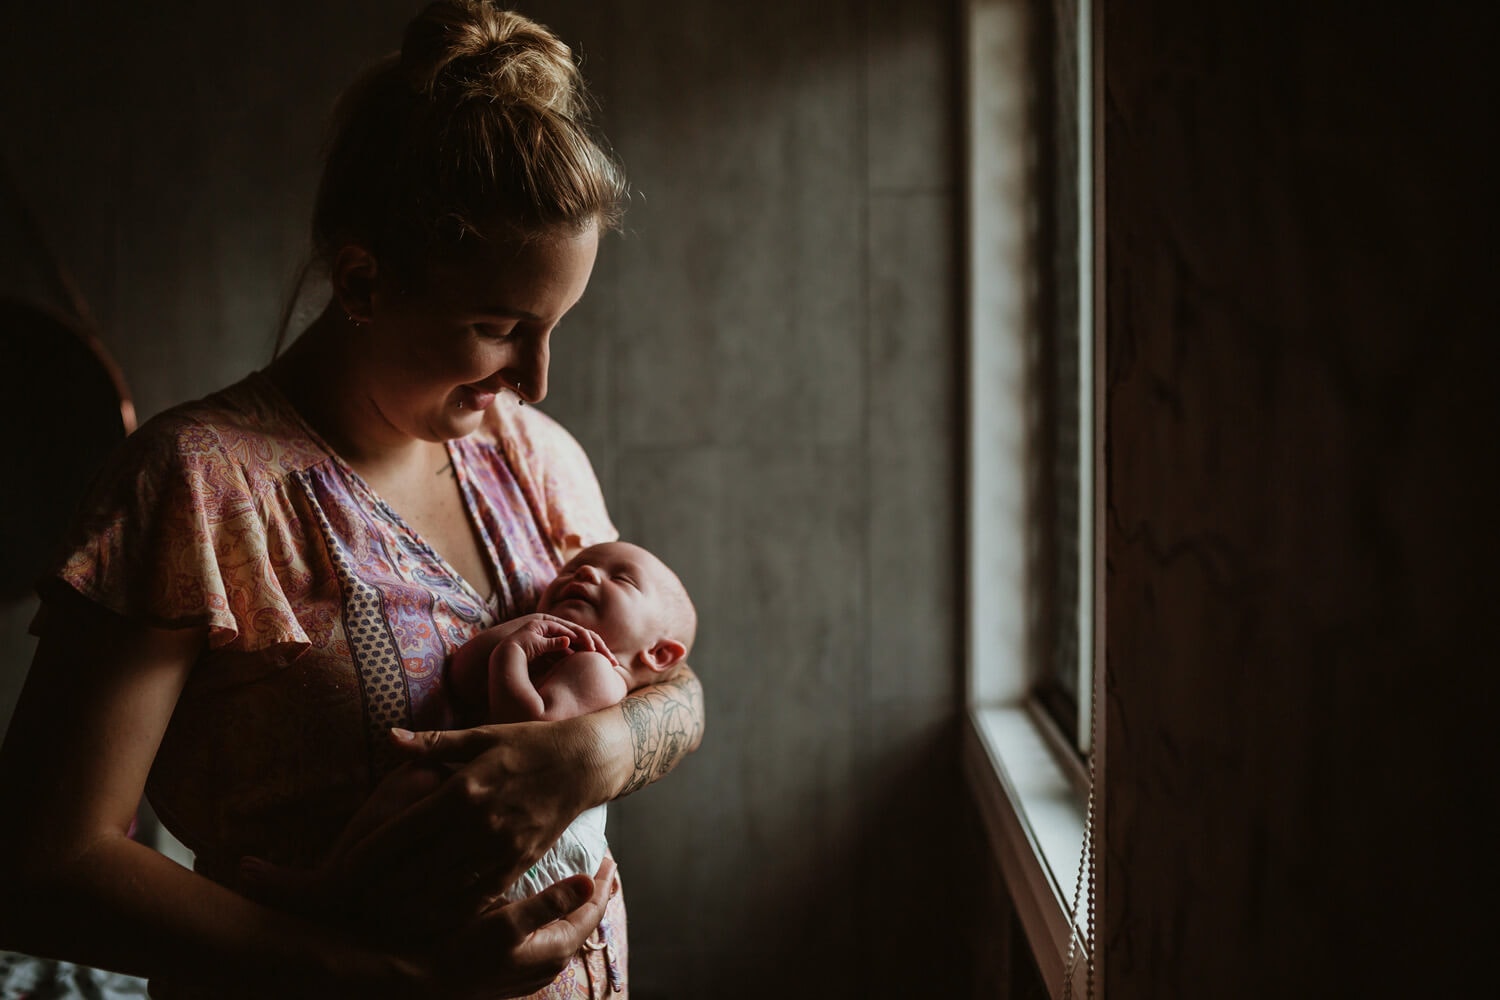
[240,662,703,940]
[240,715,615,935]
[416,860,615,999]
[244,854,613,999]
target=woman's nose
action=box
[477,335,549,403]
[512,336,550,404]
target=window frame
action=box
[962,0,1104,994]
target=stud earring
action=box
[516,381,525,407]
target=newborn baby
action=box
[450,540,697,900]
[334,541,696,909]
[451,540,697,726]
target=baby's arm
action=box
[492,646,629,723]
[531,651,631,721]
[488,640,552,723]
[449,614,616,724]
[448,627,507,726]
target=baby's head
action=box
[538,540,696,686]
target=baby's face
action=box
[538,541,679,662]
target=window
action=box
[963,0,1100,994]
[1031,0,1095,756]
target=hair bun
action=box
[308,0,625,278]
[402,0,582,115]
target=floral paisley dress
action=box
[36,371,627,998]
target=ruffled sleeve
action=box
[36,412,311,659]
[491,405,617,557]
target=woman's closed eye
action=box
[472,322,518,340]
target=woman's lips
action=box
[458,387,496,410]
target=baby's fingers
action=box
[512,633,574,661]
[572,627,618,665]
[540,621,616,661]
[528,618,580,638]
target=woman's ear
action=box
[330,244,379,325]
[643,638,687,674]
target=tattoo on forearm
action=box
[619,670,704,797]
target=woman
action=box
[0,2,704,996]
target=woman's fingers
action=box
[502,858,613,955]
[389,723,497,763]
[236,855,332,914]
[325,723,607,926]
[337,728,561,903]
[349,766,528,878]
[429,860,613,997]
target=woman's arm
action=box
[0,599,608,997]
[241,663,706,919]
[0,603,399,991]
[398,660,705,801]
[599,663,706,797]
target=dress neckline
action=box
[246,370,505,618]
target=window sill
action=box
[963,704,1092,996]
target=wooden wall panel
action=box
[1102,2,1496,996]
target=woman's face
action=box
[357,224,599,442]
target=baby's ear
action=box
[643,638,687,673]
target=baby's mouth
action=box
[554,582,594,605]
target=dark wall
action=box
[1,3,972,998]
[1102,2,1495,996]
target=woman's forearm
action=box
[603,663,705,799]
[0,833,418,997]
[0,613,419,997]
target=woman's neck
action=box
[266,306,433,475]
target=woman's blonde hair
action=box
[312,1,625,280]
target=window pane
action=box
[1034,0,1092,753]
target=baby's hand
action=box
[499,613,618,666]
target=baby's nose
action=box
[575,564,602,583]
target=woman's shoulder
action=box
[125,371,331,494]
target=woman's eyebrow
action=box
[477,304,543,322]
